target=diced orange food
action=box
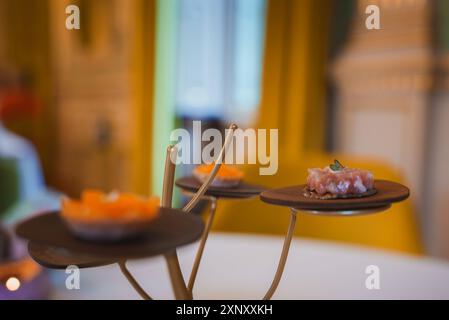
[194,163,244,179]
[61,190,160,222]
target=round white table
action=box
[49,232,449,299]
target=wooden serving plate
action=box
[27,242,114,269]
[176,176,265,199]
[260,180,409,212]
[16,208,204,260]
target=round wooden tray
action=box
[27,242,115,269]
[16,208,204,260]
[175,176,265,199]
[260,180,409,212]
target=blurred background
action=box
[1,0,449,298]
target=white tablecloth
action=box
[50,232,449,299]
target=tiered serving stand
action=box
[15,124,410,300]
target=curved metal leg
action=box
[183,124,237,213]
[165,251,192,300]
[263,208,297,300]
[188,197,217,293]
[118,260,153,300]
[162,145,191,300]
[179,124,236,297]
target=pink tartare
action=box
[304,160,375,199]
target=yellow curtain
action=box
[257,0,330,157]
[132,0,156,195]
[213,0,422,254]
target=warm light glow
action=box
[6,277,21,291]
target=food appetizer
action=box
[193,163,244,188]
[61,190,160,242]
[304,160,375,200]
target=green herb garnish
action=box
[330,159,344,171]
